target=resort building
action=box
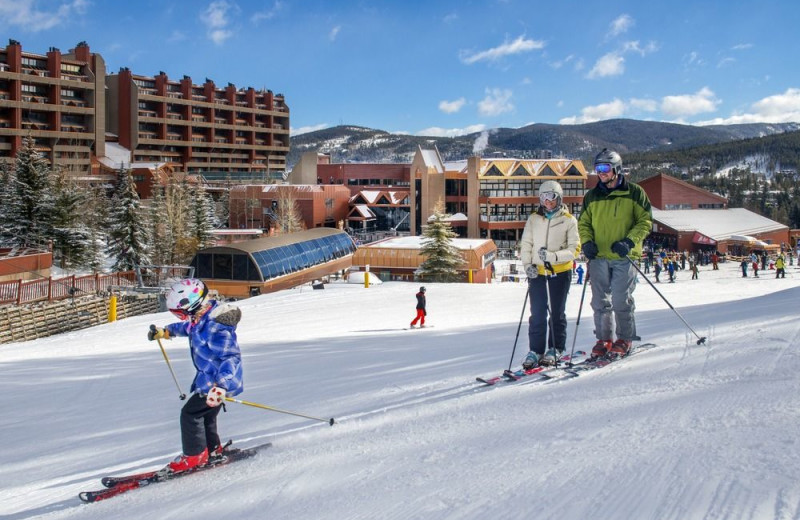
[0,40,106,180]
[0,40,289,190]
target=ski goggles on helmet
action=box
[539,191,560,203]
[595,163,614,174]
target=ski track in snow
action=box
[2,263,800,519]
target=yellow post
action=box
[468,269,473,283]
[108,294,117,322]
[364,264,370,288]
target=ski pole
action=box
[151,324,187,400]
[626,257,707,345]
[542,262,559,366]
[224,397,335,426]
[506,284,530,373]
[566,263,589,366]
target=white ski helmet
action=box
[538,180,563,202]
[166,278,208,320]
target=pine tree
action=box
[418,202,464,282]
[0,160,22,244]
[107,167,150,271]
[147,182,174,266]
[14,136,54,246]
[82,185,109,272]
[189,183,215,250]
[50,167,91,269]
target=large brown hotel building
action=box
[0,40,289,182]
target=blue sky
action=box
[3,0,800,136]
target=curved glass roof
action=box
[190,228,356,282]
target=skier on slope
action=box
[579,149,652,359]
[519,180,580,368]
[148,278,243,474]
[410,286,427,328]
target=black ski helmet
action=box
[419,286,426,293]
[594,148,623,176]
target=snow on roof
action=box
[211,229,263,235]
[443,160,468,172]
[98,142,168,171]
[353,205,375,218]
[366,235,490,250]
[428,212,467,222]
[652,208,788,241]
[420,149,444,173]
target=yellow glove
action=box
[148,325,170,341]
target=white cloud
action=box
[549,54,574,69]
[416,124,486,138]
[251,0,283,24]
[201,1,236,45]
[0,0,87,31]
[291,123,329,136]
[621,40,659,56]
[609,14,634,37]
[684,51,704,67]
[460,35,545,65]
[732,43,753,50]
[439,98,466,114]
[661,87,720,117]
[697,88,800,125]
[587,52,625,78]
[559,98,627,124]
[478,88,514,117]
[329,25,341,41]
[443,12,458,24]
[717,57,735,68]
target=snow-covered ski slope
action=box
[3,261,800,519]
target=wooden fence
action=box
[0,271,137,306]
[0,294,160,344]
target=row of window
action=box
[192,234,356,281]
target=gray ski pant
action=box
[588,258,638,341]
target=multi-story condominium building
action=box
[0,40,289,188]
[291,147,588,253]
[106,68,289,177]
[0,40,106,179]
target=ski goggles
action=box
[169,308,191,321]
[594,163,614,174]
[539,191,560,203]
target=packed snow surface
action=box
[3,260,800,519]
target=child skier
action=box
[148,278,243,474]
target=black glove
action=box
[611,238,635,258]
[582,241,598,260]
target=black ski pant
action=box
[180,393,222,456]
[528,270,572,356]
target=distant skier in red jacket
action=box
[410,286,427,328]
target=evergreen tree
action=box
[418,202,464,282]
[50,167,91,269]
[82,185,109,272]
[107,167,150,271]
[0,161,22,244]
[14,136,54,246]
[147,182,174,266]
[189,183,216,249]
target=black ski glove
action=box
[611,238,635,258]
[582,241,598,260]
